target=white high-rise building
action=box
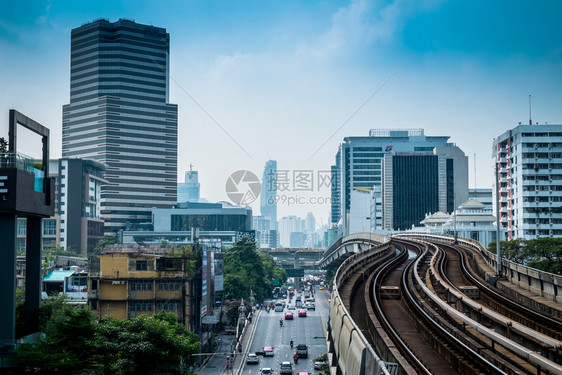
[492,124,562,239]
[278,215,304,247]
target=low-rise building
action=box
[88,245,193,329]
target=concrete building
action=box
[177,166,200,203]
[16,158,107,257]
[253,215,278,248]
[419,199,505,247]
[382,146,468,231]
[121,201,253,247]
[330,149,341,225]
[260,160,278,230]
[278,215,304,247]
[334,129,456,235]
[469,188,493,210]
[88,245,192,329]
[492,124,562,239]
[62,19,178,234]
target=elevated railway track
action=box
[330,234,562,375]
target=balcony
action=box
[0,151,44,193]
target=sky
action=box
[1,0,562,227]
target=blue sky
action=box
[1,0,562,225]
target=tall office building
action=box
[492,124,562,240]
[62,19,178,234]
[178,167,200,203]
[260,160,278,230]
[330,152,341,225]
[334,129,464,235]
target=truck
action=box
[296,344,308,358]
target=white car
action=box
[260,368,273,375]
[246,353,259,364]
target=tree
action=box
[94,235,120,253]
[223,238,270,302]
[92,313,200,374]
[0,136,7,152]
[10,302,201,375]
[488,238,562,275]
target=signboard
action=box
[235,230,256,242]
[201,315,219,324]
[201,246,207,317]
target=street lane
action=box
[241,285,330,374]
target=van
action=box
[274,302,284,312]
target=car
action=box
[305,303,315,311]
[298,371,311,375]
[319,285,324,290]
[279,361,293,374]
[284,311,294,320]
[314,360,328,369]
[296,344,308,358]
[247,353,260,364]
[260,368,273,375]
[286,304,295,310]
[263,345,274,356]
[298,309,307,317]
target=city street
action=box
[239,286,331,374]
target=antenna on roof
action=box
[529,94,533,125]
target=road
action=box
[240,286,331,374]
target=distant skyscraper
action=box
[62,19,178,233]
[260,160,277,230]
[178,166,200,203]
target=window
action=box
[136,260,148,271]
[130,301,152,311]
[157,302,179,311]
[158,281,180,291]
[131,281,152,291]
[17,219,27,236]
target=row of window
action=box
[130,280,182,291]
[129,301,180,311]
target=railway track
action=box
[339,237,562,374]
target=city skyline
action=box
[2,0,562,222]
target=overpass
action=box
[317,232,389,269]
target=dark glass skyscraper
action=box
[62,19,178,234]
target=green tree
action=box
[10,299,96,374]
[94,235,120,253]
[92,313,200,374]
[526,237,562,274]
[488,239,527,264]
[0,136,7,152]
[223,238,269,301]
[166,244,201,278]
[11,302,201,375]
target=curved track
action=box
[338,237,562,374]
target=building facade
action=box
[62,19,178,234]
[16,158,107,256]
[334,129,458,235]
[492,124,562,239]
[382,146,468,231]
[88,247,192,329]
[121,201,253,247]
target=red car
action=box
[298,309,307,317]
[262,345,274,357]
[298,372,311,375]
[284,311,294,320]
